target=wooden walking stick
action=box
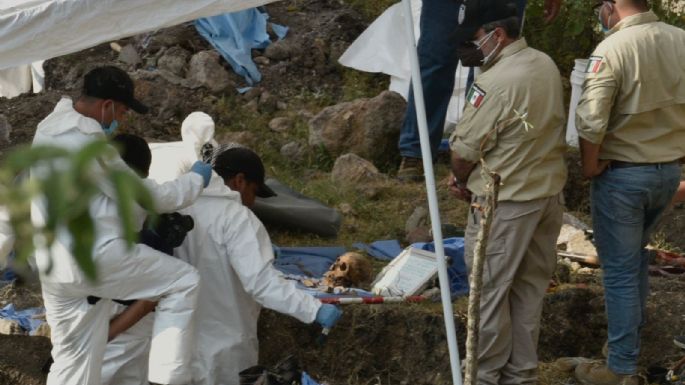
[464,163,500,385]
[463,111,528,385]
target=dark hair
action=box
[483,15,521,39]
[111,134,152,178]
[630,0,649,11]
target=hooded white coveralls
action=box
[175,175,322,385]
[31,97,204,385]
[101,111,217,385]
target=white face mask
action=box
[473,30,501,66]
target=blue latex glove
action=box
[190,161,212,187]
[315,304,342,329]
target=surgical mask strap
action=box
[474,30,496,50]
[482,41,501,66]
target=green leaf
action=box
[110,170,138,247]
[67,211,97,281]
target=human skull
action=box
[322,252,372,288]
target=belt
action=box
[608,160,679,169]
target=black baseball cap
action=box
[460,0,519,37]
[213,147,277,198]
[82,66,149,114]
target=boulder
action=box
[118,44,141,67]
[264,40,293,61]
[157,46,190,77]
[187,51,233,93]
[280,141,305,163]
[309,91,406,169]
[331,153,384,185]
[269,117,292,133]
[0,115,11,143]
[215,131,258,149]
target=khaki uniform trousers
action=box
[464,193,563,385]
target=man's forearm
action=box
[579,138,609,178]
[450,151,477,183]
[108,300,157,342]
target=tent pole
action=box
[400,1,463,384]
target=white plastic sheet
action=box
[338,0,474,133]
[0,61,45,98]
[0,0,278,70]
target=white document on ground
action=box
[371,247,438,297]
[338,0,476,133]
[0,0,280,70]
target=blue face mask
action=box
[101,102,119,135]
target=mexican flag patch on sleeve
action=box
[467,84,486,108]
[586,56,604,73]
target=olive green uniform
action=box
[449,38,567,385]
[576,11,685,163]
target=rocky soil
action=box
[2,1,685,385]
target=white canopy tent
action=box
[0,0,278,70]
[0,1,463,384]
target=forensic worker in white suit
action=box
[174,146,342,385]
[31,66,213,385]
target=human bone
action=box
[322,252,372,288]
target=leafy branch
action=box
[0,141,156,281]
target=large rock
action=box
[0,115,11,143]
[157,46,190,77]
[331,153,384,185]
[308,91,406,169]
[187,51,233,93]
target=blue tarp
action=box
[0,304,45,335]
[195,9,289,85]
[301,372,322,385]
[352,239,402,261]
[273,245,344,278]
[411,237,469,298]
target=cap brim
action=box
[256,183,277,198]
[126,98,149,114]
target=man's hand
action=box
[580,138,609,178]
[544,0,562,23]
[448,175,472,202]
[583,159,611,178]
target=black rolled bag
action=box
[252,179,342,238]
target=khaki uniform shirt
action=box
[576,11,685,163]
[449,38,567,201]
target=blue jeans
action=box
[591,163,680,374]
[398,0,526,159]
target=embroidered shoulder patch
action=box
[586,56,604,73]
[467,84,486,108]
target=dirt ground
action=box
[2,1,685,384]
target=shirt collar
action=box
[484,38,528,70]
[607,10,659,36]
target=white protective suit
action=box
[175,175,322,385]
[31,97,204,385]
[101,306,154,385]
[148,112,217,183]
[101,111,216,385]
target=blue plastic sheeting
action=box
[271,23,289,40]
[0,304,45,335]
[272,245,345,278]
[352,239,402,261]
[411,237,469,298]
[195,9,288,85]
[302,372,322,385]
